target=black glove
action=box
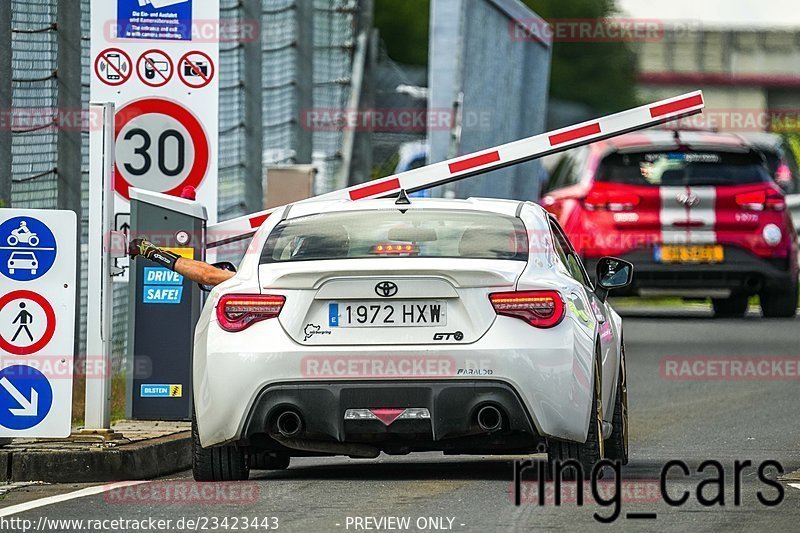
[128,238,181,271]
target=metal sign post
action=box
[83,102,115,432]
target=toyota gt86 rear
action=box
[192,198,631,481]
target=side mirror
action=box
[197,261,237,292]
[595,257,634,302]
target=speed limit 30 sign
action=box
[114,98,210,200]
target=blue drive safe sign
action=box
[142,267,184,304]
[117,0,193,41]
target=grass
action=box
[71,374,128,426]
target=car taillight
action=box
[489,290,565,328]
[584,191,640,212]
[735,190,786,212]
[216,294,285,332]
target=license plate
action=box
[329,301,447,328]
[656,245,724,264]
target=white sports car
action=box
[192,196,632,481]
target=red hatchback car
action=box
[542,130,799,318]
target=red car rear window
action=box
[597,150,771,187]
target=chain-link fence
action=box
[3,1,366,371]
[9,1,59,209]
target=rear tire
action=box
[712,295,748,318]
[547,353,604,480]
[760,281,798,318]
[250,452,290,470]
[604,343,629,465]
[192,412,250,482]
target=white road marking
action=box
[789,483,800,491]
[0,480,149,517]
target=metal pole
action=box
[427,0,466,197]
[242,0,264,212]
[0,3,11,208]
[345,0,375,187]
[337,30,367,190]
[294,0,313,164]
[56,0,83,356]
[83,102,115,432]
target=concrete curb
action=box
[0,432,191,483]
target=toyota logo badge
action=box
[375,281,398,298]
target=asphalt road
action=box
[1,305,799,532]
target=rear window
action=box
[260,209,528,263]
[597,150,771,187]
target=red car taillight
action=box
[216,294,285,332]
[735,190,786,212]
[489,290,566,328]
[584,191,640,212]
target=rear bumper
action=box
[241,381,542,454]
[586,246,797,297]
[193,314,597,448]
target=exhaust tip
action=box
[275,410,303,438]
[476,405,503,432]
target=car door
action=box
[549,217,619,414]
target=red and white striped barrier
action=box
[207,90,704,247]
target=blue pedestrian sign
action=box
[0,365,53,431]
[0,216,58,282]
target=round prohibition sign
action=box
[0,290,56,356]
[178,51,215,89]
[137,49,174,88]
[94,48,133,87]
[114,98,210,200]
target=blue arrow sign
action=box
[0,216,58,282]
[0,365,53,430]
